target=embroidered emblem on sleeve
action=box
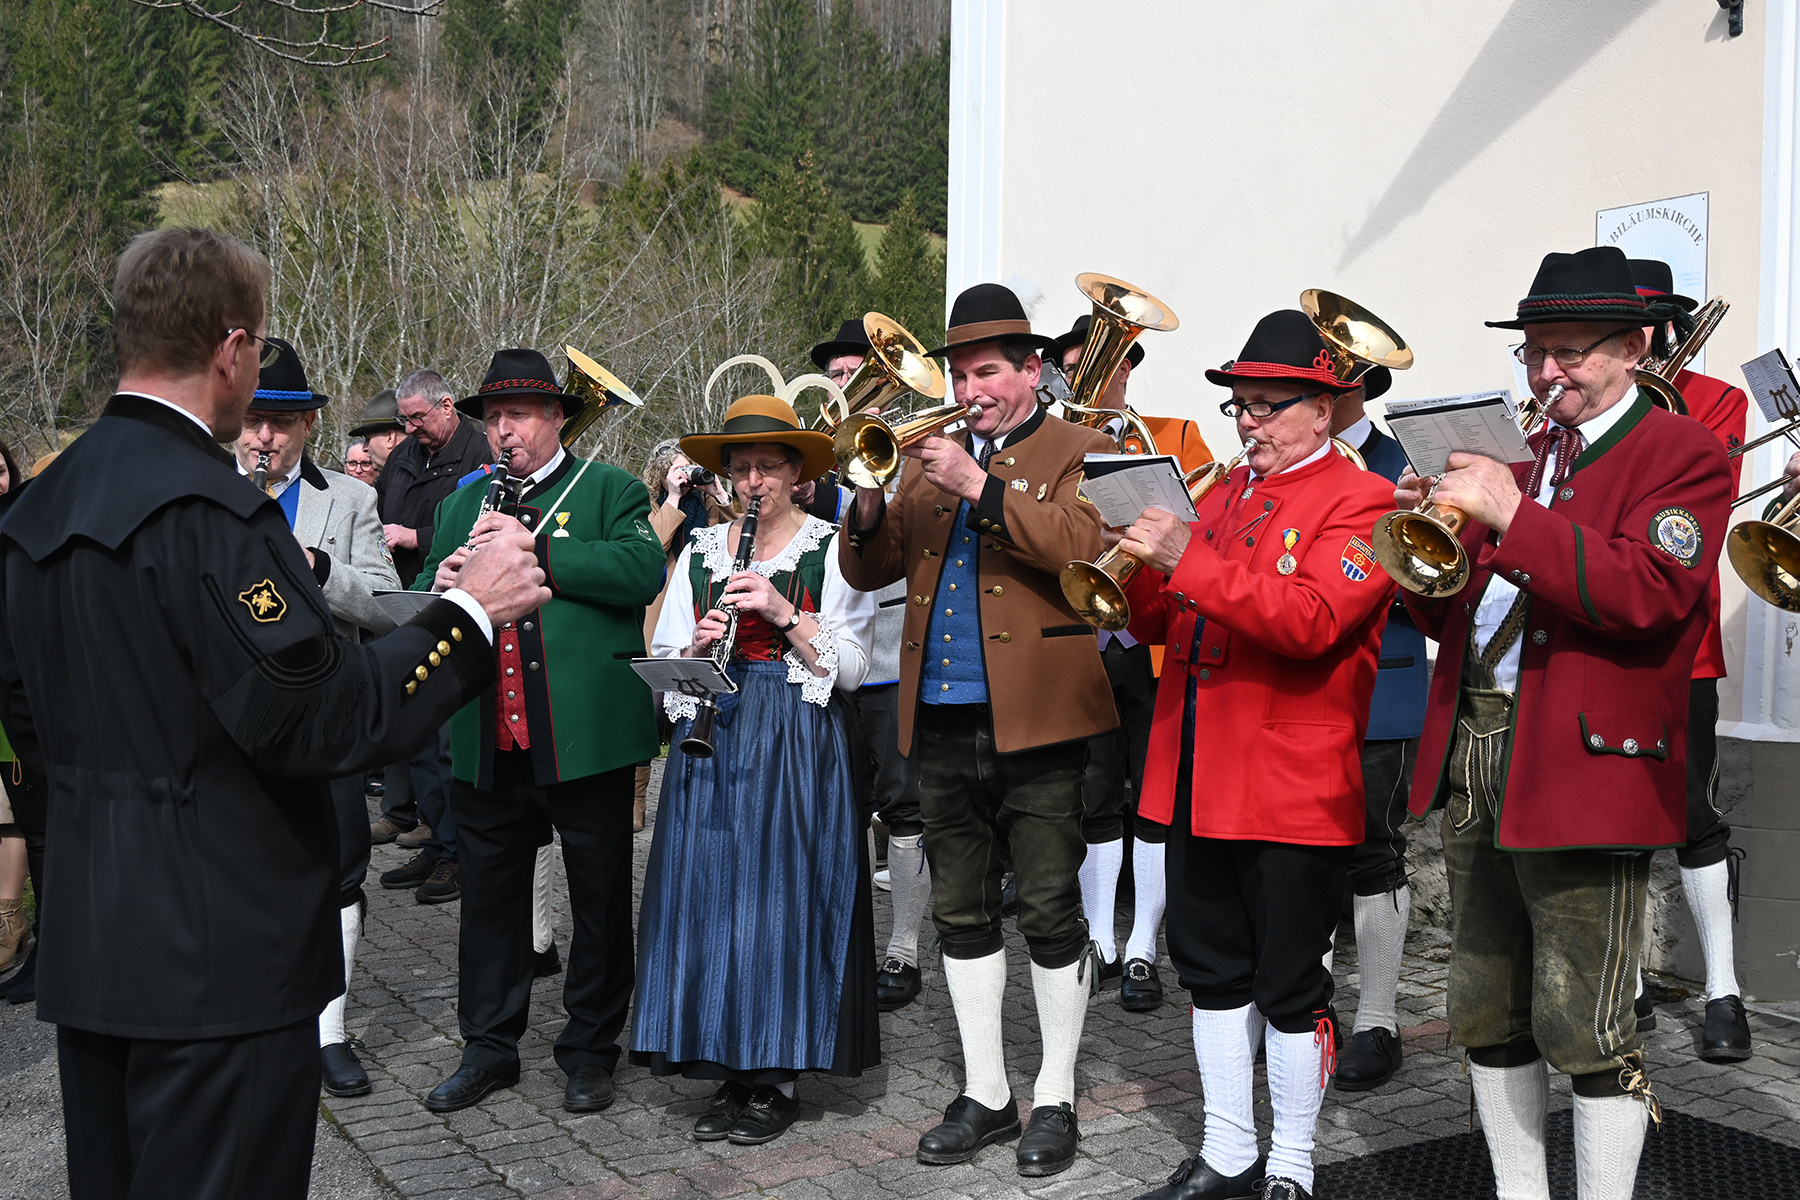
[1651,507,1702,568]
[238,579,287,622]
[1340,536,1376,581]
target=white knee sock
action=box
[1264,1025,1328,1193]
[318,901,361,1048]
[1123,837,1166,964]
[1078,839,1124,962]
[1572,1092,1649,1200]
[1352,886,1411,1034]
[1681,861,1740,1001]
[1030,959,1088,1110]
[532,843,555,954]
[1190,1004,1262,1177]
[1469,1060,1550,1200]
[885,833,930,968]
[942,950,1010,1110]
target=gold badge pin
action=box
[1036,483,1047,501]
[1277,554,1298,576]
[553,512,572,538]
[237,579,287,622]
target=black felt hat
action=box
[1048,314,1145,369]
[249,336,329,411]
[456,348,583,420]
[925,283,1058,358]
[349,388,402,437]
[1205,310,1362,393]
[1627,258,1698,314]
[809,318,874,370]
[1485,247,1655,330]
[1358,366,1392,402]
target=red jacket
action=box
[1674,369,1747,679]
[1402,397,1732,849]
[1125,449,1396,844]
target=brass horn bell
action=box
[562,346,644,447]
[1729,490,1800,612]
[1058,273,1180,455]
[815,312,945,432]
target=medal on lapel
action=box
[1277,528,1299,575]
[552,512,572,537]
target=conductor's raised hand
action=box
[455,531,550,627]
[907,435,987,505]
[1116,507,1192,577]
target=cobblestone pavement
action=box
[5,760,1799,1198]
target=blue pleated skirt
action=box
[630,661,879,1080]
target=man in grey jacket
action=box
[232,338,400,1098]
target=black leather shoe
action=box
[1700,994,1753,1062]
[917,1093,1021,1164]
[424,1064,510,1112]
[416,858,461,904]
[727,1085,802,1145]
[534,942,563,978]
[1260,1176,1312,1200]
[1132,1153,1265,1200]
[1334,1027,1403,1092]
[1121,958,1164,1012]
[1000,874,1019,918]
[379,852,434,890]
[1016,1102,1079,1176]
[694,1081,752,1141]
[320,1042,371,1097]
[0,939,35,1003]
[876,957,921,1011]
[1635,989,1657,1032]
[563,1064,615,1112]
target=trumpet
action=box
[1372,384,1564,597]
[561,346,643,447]
[1058,273,1180,455]
[1060,441,1256,632]
[251,450,272,492]
[681,495,762,758]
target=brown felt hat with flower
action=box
[679,395,837,481]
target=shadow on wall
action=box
[1338,0,1659,270]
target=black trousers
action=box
[1346,737,1419,896]
[328,773,373,909]
[856,682,922,836]
[453,751,635,1080]
[1081,639,1160,844]
[1682,677,1731,869]
[58,1020,318,1200]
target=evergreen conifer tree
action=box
[872,191,944,343]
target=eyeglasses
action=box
[826,367,857,384]
[1512,329,1632,368]
[398,399,446,430]
[243,413,304,433]
[1219,393,1323,420]
[224,328,280,368]
[726,459,793,479]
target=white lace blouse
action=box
[650,516,875,720]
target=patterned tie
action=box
[977,437,995,470]
[1524,425,1585,498]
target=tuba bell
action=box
[1057,273,1180,455]
[816,312,946,432]
[561,346,644,447]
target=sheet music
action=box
[1079,454,1199,527]
[1740,349,1800,424]
[1382,391,1533,478]
[630,656,737,700]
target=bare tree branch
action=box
[130,0,443,67]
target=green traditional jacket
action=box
[415,454,665,788]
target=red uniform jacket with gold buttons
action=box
[1401,395,1732,850]
[1124,449,1397,845]
[1674,368,1747,680]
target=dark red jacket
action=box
[1126,449,1396,845]
[1402,396,1732,849]
[1674,368,1747,679]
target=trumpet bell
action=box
[818,312,946,431]
[1371,509,1469,597]
[833,401,969,489]
[1727,520,1800,612]
[1300,289,1414,384]
[1059,556,1134,632]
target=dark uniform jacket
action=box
[0,395,496,1039]
[376,415,491,586]
[1356,424,1429,741]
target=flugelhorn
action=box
[1635,296,1729,416]
[834,401,972,488]
[1372,384,1564,597]
[1060,441,1255,631]
[1058,273,1180,455]
[561,346,644,447]
[815,312,945,433]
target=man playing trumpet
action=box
[1116,309,1397,1200]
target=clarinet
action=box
[251,450,272,492]
[680,495,762,758]
[469,464,517,541]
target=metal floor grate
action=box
[1315,1109,1800,1198]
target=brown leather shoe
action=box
[0,897,28,973]
[395,823,434,850]
[369,816,409,845]
[632,763,650,833]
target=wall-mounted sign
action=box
[1597,191,1710,372]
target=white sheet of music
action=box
[1079,454,1199,528]
[1382,391,1533,478]
[1740,348,1800,423]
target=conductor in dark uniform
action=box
[0,227,550,1200]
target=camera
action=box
[683,466,716,488]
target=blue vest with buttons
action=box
[920,504,988,704]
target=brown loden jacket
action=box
[838,406,1119,754]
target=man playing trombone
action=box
[1391,247,1731,1200]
